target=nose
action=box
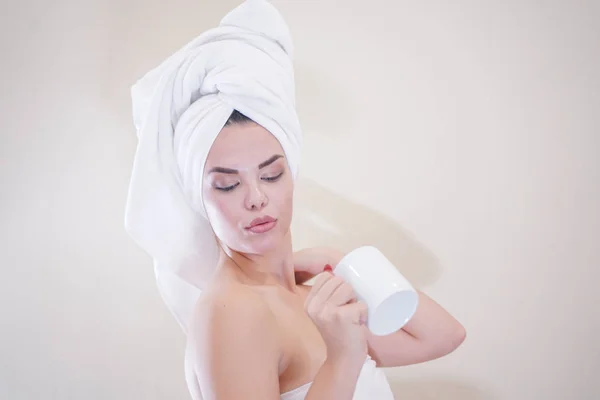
[245,182,268,211]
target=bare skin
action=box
[294,247,467,367]
[183,121,466,400]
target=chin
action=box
[239,225,289,255]
[243,235,283,255]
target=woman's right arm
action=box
[187,288,282,400]
[303,272,370,400]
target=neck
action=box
[218,232,297,291]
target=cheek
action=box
[271,180,294,217]
[203,190,242,234]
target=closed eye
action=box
[262,172,283,182]
[215,182,240,192]
[214,171,283,192]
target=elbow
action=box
[452,323,467,349]
[428,322,466,361]
[442,323,467,356]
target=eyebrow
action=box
[208,154,284,174]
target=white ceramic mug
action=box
[334,246,419,336]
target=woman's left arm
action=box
[365,290,466,367]
[294,247,466,368]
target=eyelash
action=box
[216,183,239,192]
[262,172,283,182]
[215,172,284,192]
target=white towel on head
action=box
[124,0,302,334]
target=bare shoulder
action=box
[188,282,280,350]
[186,282,282,399]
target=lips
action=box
[245,216,277,233]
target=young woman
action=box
[182,112,465,400]
[124,2,465,399]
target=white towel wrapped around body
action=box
[124,0,302,333]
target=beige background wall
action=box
[1,0,598,399]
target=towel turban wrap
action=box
[124,0,302,334]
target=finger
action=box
[358,302,369,325]
[310,272,334,294]
[305,272,334,306]
[328,282,357,306]
[311,275,345,307]
[339,301,369,325]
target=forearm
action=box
[294,246,466,368]
[294,247,346,284]
[293,246,465,343]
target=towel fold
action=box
[124,0,302,333]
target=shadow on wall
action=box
[388,378,497,400]
[294,62,358,139]
[291,178,441,288]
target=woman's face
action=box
[202,121,294,254]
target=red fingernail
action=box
[323,264,333,272]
